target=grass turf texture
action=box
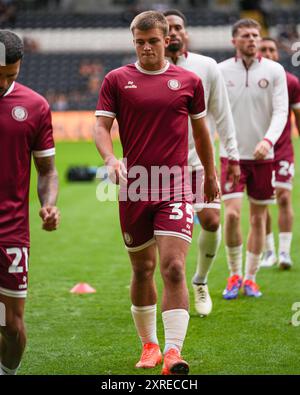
[20,139,300,375]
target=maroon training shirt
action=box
[0,82,55,247]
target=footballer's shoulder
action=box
[286,70,299,84]
[104,64,136,81]
[188,51,217,67]
[14,82,50,108]
[172,63,200,81]
[218,57,235,69]
[262,57,285,73]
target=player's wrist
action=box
[263,138,273,148]
[104,154,117,165]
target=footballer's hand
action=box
[254,140,272,160]
[39,206,60,231]
[105,155,127,185]
[226,162,241,187]
[204,174,220,203]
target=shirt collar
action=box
[135,61,170,75]
[1,81,15,98]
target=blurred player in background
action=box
[164,9,240,317]
[0,30,60,375]
[219,19,288,299]
[94,11,218,375]
[259,37,300,270]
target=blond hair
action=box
[130,11,169,36]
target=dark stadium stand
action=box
[17,50,300,111]
[2,1,299,111]
[0,9,241,28]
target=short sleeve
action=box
[95,74,117,118]
[189,77,206,119]
[32,102,55,158]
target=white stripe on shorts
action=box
[154,230,192,244]
[0,286,27,298]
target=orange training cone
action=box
[70,282,96,294]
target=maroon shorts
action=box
[273,158,294,190]
[190,169,221,212]
[119,200,194,252]
[0,246,29,298]
[221,158,275,204]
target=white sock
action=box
[193,226,222,284]
[225,245,243,277]
[265,232,275,253]
[279,232,292,255]
[245,251,261,282]
[131,304,159,345]
[162,309,189,354]
[0,362,19,375]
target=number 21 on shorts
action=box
[6,247,29,274]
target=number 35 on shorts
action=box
[169,202,194,223]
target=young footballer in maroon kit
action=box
[0,30,60,375]
[259,37,300,270]
[94,11,218,375]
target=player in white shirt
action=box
[219,19,288,299]
[164,10,240,315]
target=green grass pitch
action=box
[21,139,300,375]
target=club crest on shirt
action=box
[167,79,181,90]
[12,106,28,121]
[124,232,133,245]
[258,78,269,89]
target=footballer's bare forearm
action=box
[293,108,300,135]
[94,116,115,163]
[191,117,215,177]
[34,156,59,207]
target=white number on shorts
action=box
[169,203,183,220]
[169,203,194,223]
[279,161,294,177]
[6,247,28,274]
[186,203,194,224]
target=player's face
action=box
[232,27,261,57]
[0,60,21,96]
[133,28,170,70]
[165,15,188,53]
[259,40,279,61]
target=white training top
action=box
[218,56,289,160]
[168,52,239,170]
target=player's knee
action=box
[132,260,155,282]
[201,215,220,232]
[225,209,240,226]
[250,213,265,228]
[277,192,290,209]
[161,258,185,284]
[0,314,26,342]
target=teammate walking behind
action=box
[259,37,300,270]
[219,19,288,299]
